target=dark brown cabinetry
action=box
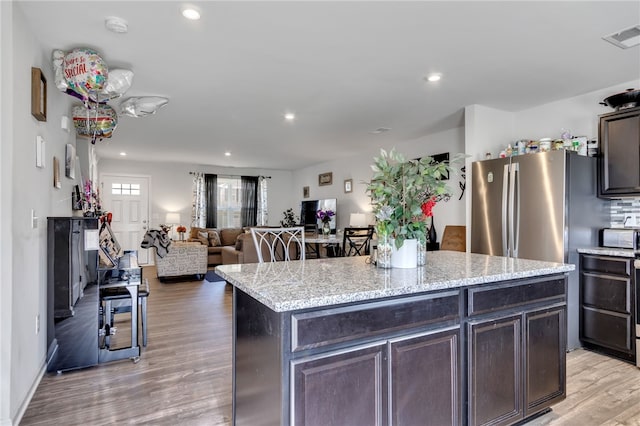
[579,254,636,362]
[234,275,567,426]
[467,280,567,426]
[598,106,640,197]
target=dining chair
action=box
[342,227,374,256]
[250,227,306,263]
[440,225,466,252]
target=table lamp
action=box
[349,213,367,228]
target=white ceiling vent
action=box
[369,127,391,134]
[603,25,640,49]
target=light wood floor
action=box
[21,267,640,425]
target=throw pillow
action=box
[208,230,221,246]
[197,231,209,246]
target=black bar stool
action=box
[100,278,150,346]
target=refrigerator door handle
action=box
[511,162,520,257]
[507,163,516,257]
[502,163,510,257]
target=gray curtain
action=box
[240,176,258,227]
[205,174,217,228]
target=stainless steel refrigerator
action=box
[471,150,609,350]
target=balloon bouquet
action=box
[52,48,133,144]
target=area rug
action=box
[205,270,226,283]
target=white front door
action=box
[100,174,151,265]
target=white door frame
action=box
[99,172,152,265]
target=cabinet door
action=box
[599,108,640,197]
[390,328,460,426]
[524,306,566,416]
[468,315,522,426]
[291,343,386,426]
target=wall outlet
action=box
[35,314,40,334]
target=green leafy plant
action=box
[367,148,462,249]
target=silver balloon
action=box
[120,96,169,117]
[52,49,68,91]
[99,69,134,101]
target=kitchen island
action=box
[216,251,574,426]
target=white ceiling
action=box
[17,1,640,170]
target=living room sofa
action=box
[188,227,245,266]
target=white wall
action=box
[292,126,466,240]
[2,4,78,425]
[98,159,294,231]
[0,3,13,425]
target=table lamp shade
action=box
[349,213,367,227]
[165,212,180,224]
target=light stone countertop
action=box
[577,247,636,258]
[215,251,574,312]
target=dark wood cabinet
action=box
[292,344,387,426]
[467,280,567,426]
[233,275,566,426]
[598,106,640,198]
[579,254,636,362]
[468,315,522,426]
[389,329,460,426]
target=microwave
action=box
[600,228,640,250]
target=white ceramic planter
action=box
[391,238,418,268]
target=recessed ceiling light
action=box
[105,16,129,34]
[224,151,231,157]
[181,6,201,20]
[426,74,442,82]
[284,113,296,121]
[119,152,127,156]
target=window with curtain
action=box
[192,173,267,228]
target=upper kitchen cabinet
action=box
[598,106,640,198]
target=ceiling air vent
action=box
[369,127,391,134]
[603,24,640,49]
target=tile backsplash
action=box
[610,198,640,227]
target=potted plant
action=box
[280,208,298,227]
[367,148,459,268]
[316,208,335,236]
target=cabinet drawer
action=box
[468,278,565,317]
[581,255,631,276]
[291,292,459,352]
[581,272,631,313]
[581,307,633,353]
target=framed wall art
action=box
[344,179,353,193]
[53,156,61,188]
[303,186,310,198]
[65,144,76,179]
[35,136,45,168]
[31,67,47,121]
[318,172,333,186]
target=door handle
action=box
[512,162,520,258]
[502,164,509,257]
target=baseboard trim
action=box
[12,362,45,426]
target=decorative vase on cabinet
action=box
[322,221,331,237]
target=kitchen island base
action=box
[231,273,567,426]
